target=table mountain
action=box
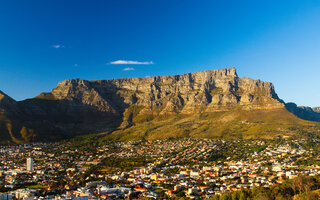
[0,68,319,143]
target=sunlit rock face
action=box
[0,68,286,142]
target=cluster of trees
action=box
[98,156,147,172]
[210,175,320,200]
[67,134,108,150]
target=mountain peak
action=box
[0,90,8,100]
[190,67,237,77]
[0,90,16,103]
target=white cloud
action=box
[52,44,64,49]
[110,60,154,65]
[123,67,135,71]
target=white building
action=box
[13,189,36,199]
[26,158,33,171]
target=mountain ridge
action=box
[0,68,319,143]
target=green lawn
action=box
[27,184,48,189]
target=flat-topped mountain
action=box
[0,68,319,143]
[39,68,284,113]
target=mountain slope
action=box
[0,90,36,143]
[285,103,320,122]
[0,68,319,143]
[106,108,319,141]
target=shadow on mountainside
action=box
[0,80,141,143]
[285,103,320,122]
[1,98,125,142]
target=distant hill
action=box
[0,68,319,143]
[285,103,320,122]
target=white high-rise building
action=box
[26,157,33,171]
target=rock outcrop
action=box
[0,68,295,142]
[312,107,320,113]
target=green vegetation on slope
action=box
[104,107,320,141]
[210,175,320,200]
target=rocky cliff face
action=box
[312,107,320,113]
[0,68,289,142]
[44,68,284,112]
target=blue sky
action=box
[0,0,320,106]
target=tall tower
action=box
[27,157,33,171]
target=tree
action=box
[211,194,220,200]
[255,196,271,200]
[239,191,247,200]
[220,193,232,200]
[252,185,258,197]
[304,191,319,200]
[291,175,315,196]
[129,191,140,199]
[275,195,287,200]
[232,191,239,200]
